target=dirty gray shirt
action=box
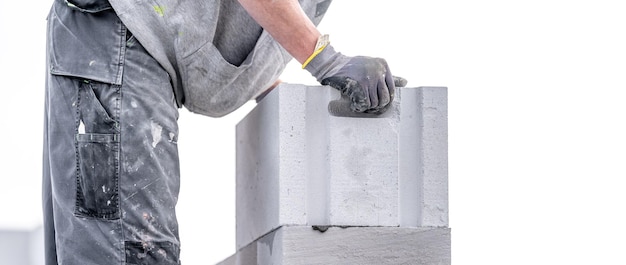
[106,0,331,117]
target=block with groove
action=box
[235,84,448,249]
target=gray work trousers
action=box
[44,1,181,264]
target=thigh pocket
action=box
[74,80,121,220]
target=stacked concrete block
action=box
[219,226,451,265]
[225,84,449,264]
[0,226,44,265]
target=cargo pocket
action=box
[74,80,121,220]
[48,0,125,85]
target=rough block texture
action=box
[218,226,451,265]
[236,84,448,249]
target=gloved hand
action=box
[304,44,407,114]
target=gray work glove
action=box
[305,44,407,114]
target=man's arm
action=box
[238,0,406,113]
[237,0,320,64]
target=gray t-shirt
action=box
[106,0,331,117]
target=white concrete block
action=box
[0,226,44,265]
[219,226,451,265]
[236,84,448,249]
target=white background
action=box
[2,0,626,264]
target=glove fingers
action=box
[393,76,408,87]
[362,78,391,115]
[385,69,396,101]
[369,81,379,109]
[376,78,390,110]
[351,86,370,112]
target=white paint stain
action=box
[158,248,168,258]
[151,121,163,148]
[168,132,176,143]
[130,101,138,108]
[78,120,85,134]
[89,60,96,66]
[102,185,106,193]
[125,159,144,173]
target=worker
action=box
[42,0,405,263]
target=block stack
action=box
[218,84,450,264]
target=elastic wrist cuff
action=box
[302,34,330,69]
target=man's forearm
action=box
[237,0,320,64]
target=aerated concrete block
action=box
[0,226,44,265]
[236,84,448,249]
[218,226,451,265]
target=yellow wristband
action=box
[302,34,330,69]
